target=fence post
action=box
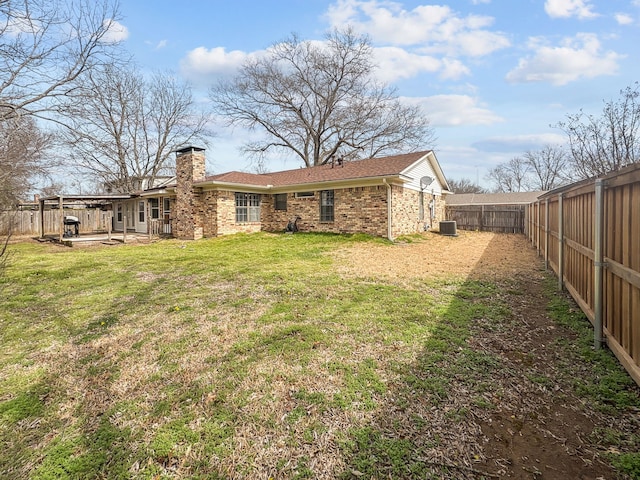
[558,193,564,291]
[544,199,550,269]
[530,204,535,245]
[39,198,44,238]
[58,196,64,243]
[123,215,127,243]
[530,204,534,244]
[536,201,541,255]
[594,179,605,350]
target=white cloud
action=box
[181,39,470,89]
[471,0,491,4]
[180,46,251,85]
[4,14,40,36]
[324,0,510,57]
[544,0,598,19]
[614,13,635,25]
[102,19,129,43]
[404,94,503,127]
[505,33,623,85]
[155,39,168,50]
[440,58,472,80]
[472,133,566,152]
[373,47,440,82]
[373,47,471,82]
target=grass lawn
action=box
[0,232,638,479]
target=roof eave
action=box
[197,174,408,193]
[199,181,273,192]
[139,187,176,197]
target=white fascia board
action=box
[199,181,272,193]
[200,175,407,194]
[139,187,176,197]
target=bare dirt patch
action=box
[333,230,539,282]
[332,231,639,479]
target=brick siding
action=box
[261,187,389,237]
[175,149,206,240]
[173,149,446,240]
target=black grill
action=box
[63,215,80,237]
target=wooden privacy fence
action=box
[527,163,640,385]
[0,209,112,236]
[446,205,526,233]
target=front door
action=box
[135,200,147,233]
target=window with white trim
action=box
[235,193,261,223]
[138,201,145,222]
[320,190,334,222]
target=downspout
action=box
[383,179,393,241]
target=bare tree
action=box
[557,83,640,179]
[0,115,52,208]
[0,0,122,122]
[210,28,435,168]
[486,156,531,192]
[0,0,121,279]
[523,145,571,190]
[60,65,211,192]
[0,0,122,196]
[0,116,52,280]
[447,178,486,194]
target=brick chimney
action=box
[175,146,205,240]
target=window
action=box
[138,201,145,223]
[116,204,122,222]
[150,198,160,219]
[320,190,334,222]
[295,191,314,198]
[235,193,261,223]
[274,193,287,211]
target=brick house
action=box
[126,146,450,241]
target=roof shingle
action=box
[200,151,431,187]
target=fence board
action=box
[0,209,112,236]
[445,205,526,233]
[528,163,640,386]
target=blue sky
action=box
[112,0,640,186]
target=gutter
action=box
[383,178,393,241]
[195,174,408,193]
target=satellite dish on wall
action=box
[420,176,434,190]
